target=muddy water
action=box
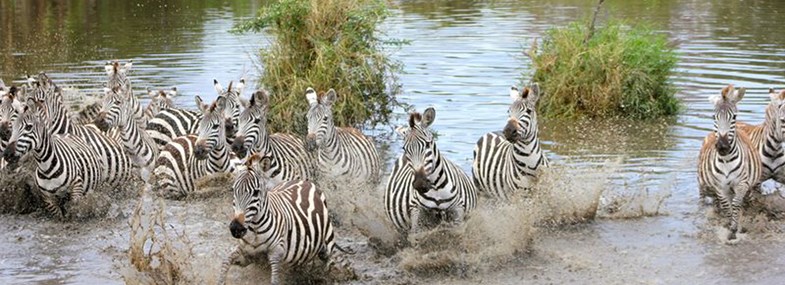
[3,0,785,284]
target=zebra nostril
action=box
[229,220,247,239]
[305,134,318,152]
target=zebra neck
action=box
[257,129,273,156]
[34,129,56,170]
[319,127,340,158]
[50,102,73,135]
[762,106,784,149]
[207,140,231,172]
[510,129,543,175]
[716,140,741,163]
[248,197,280,242]
[121,118,157,166]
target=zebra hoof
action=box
[725,231,740,245]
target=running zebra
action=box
[231,89,311,186]
[0,84,22,170]
[27,73,133,187]
[697,84,762,242]
[304,87,380,185]
[153,96,234,199]
[472,84,549,200]
[105,60,147,128]
[737,88,785,186]
[218,153,341,285]
[145,79,244,147]
[94,87,160,185]
[3,99,104,216]
[385,108,477,233]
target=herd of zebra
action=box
[0,60,546,284]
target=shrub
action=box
[233,0,403,134]
[528,21,680,119]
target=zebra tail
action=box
[334,243,355,255]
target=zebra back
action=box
[472,84,548,200]
[304,87,380,185]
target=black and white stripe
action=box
[385,107,477,233]
[472,84,549,200]
[304,87,380,185]
[3,99,104,216]
[0,83,22,170]
[105,60,146,128]
[145,79,244,147]
[144,87,177,120]
[737,88,785,186]
[231,90,312,187]
[94,88,160,185]
[698,84,762,242]
[219,153,338,285]
[153,96,233,199]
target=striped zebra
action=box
[0,84,22,170]
[304,87,380,185]
[219,153,341,285]
[145,79,244,147]
[472,84,549,200]
[3,99,104,216]
[152,96,234,199]
[27,73,133,187]
[231,89,312,186]
[385,108,477,233]
[697,84,762,242]
[144,87,176,120]
[736,88,785,186]
[94,87,160,185]
[105,60,147,128]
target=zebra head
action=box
[504,83,540,143]
[709,84,745,156]
[93,87,127,132]
[305,87,337,152]
[194,95,227,160]
[27,73,55,103]
[230,153,273,239]
[232,90,269,159]
[398,107,438,193]
[146,87,176,117]
[767,88,785,141]
[0,86,23,141]
[105,60,133,93]
[213,79,245,141]
[4,98,47,165]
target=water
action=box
[3,0,785,283]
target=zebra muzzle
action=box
[229,219,247,239]
[194,142,209,160]
[0,121,10,141]
[3,141,19,165]
[716,134,731,155]
[231,135,247,157]
[93,112,110,132]
[413,168,432,193]
[305,134,318,152]
[503,118,521,142]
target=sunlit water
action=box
[3,0,785,284]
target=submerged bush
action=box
[529,21,680,119]
[233,0,402,134]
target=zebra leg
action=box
[217,247,250,285]
[268,245,286,285]
[42,192,64,218]
[728,185,750,242]
[70,176,86,201]
[409,206,422,233]
[450,206,465,226]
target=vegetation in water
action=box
[232,0,404,134]
[527,20,680,119]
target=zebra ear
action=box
[322,89,337,106]
[259,156,272,172]
[395,125,409,137]
[509,86,519,100]
[237,78,246,95]
[213,79,224,94]
[732,87,746,104]
[527,83,540,103]
[251,90,269,110]
[708,94,722,106]
[305,87,318,106]
[195,96,207,113]
[214,96,228,113]
[123,60,133,73]
[421,107,436,128]
[769,88,780,102]
[105,63,114,75]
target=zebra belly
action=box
[36,172,68,193]
[416,188,457,210]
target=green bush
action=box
[233,0,402,134]
[529,21,680,119]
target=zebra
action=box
[219,153,341,285]
[231,89,312,187]
[0,84,22,170]
[152,96,234,199]
[472,84,549,200]
[145,79,244,147]
[736,88,785,186]
[105,60,147,128]
[94,87,160,186]
[385,107,477,234]
[3,99,104,216]
[144,87,176,120]
[697,84,762,242]
[304,87,380,185]
[27,73,133,187]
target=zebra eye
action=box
[253,118,261,124]
[525,108,533,115]
[252,189,260,197]
[24,124,33,131]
